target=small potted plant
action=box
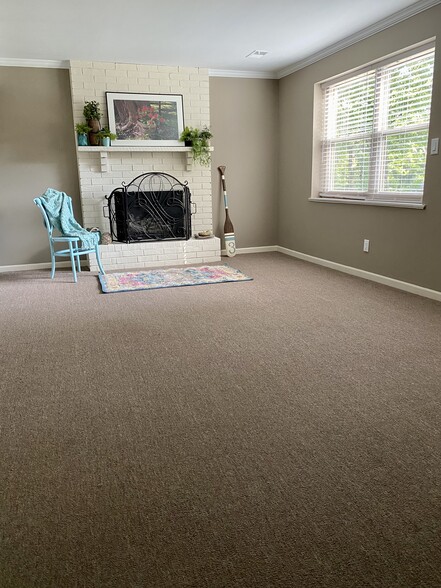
[180,126,197,147]
[179,126,213,166]
[75,122,92,146]
[97,127,117,147]
[83,101,102,146]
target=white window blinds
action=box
[320,44,435,203]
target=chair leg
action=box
[68,242,78,283]
[95,245,105,275]
[50,245,56,280]
[77,252,81,273]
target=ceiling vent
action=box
[246,50,268,59]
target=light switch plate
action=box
[430,138,439,155]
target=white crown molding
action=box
[1,0,439,78]
[0,58,68,69]
[209,69,277,79]
[277,0,441,79]
[0,60,277,78]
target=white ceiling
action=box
[0,0,438,76]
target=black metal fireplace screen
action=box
[105,172,193,243]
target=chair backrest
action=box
[34,197,53,240]
[34,196,75,241]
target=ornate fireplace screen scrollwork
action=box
[105,172,193,243]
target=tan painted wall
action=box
[210,77,278,249]
[0,71,278,267]
[278,4,441,292]
[0,67,80,267]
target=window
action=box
[318,42,435,204]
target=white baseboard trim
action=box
[0,261,85,273]
[3,247,440,302]
[276,246,441,302]
[221,245,278,256]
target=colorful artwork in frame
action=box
[106,92,185,147]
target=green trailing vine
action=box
[180,126,213,166]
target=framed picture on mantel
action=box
[106,92,185,147]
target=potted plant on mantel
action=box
[97,127,117,147]
[179,126,213,166]
[83,100,102,146]
[75,122,92,146]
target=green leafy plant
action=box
[180,126,197,143]
[83,101,102,121]
[199,127,213,142]
[96,127,117,140]
[75,122,92,134]
[179,126,213,166]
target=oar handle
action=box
[218,166,227,193]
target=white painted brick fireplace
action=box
[69,60,220,271]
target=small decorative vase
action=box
[77,133,88,146]
[184,140,193,147]
[101,232,112,245]
[88,118,101,146]
[102,137,111,147]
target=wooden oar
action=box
[218,165,236,257]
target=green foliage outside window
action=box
[323,47,434,198]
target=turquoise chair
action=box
[34,197,105,283]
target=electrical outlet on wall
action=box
[363,239,370,252]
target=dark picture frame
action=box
[106,92,185,147]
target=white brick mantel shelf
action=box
[77,146,213,173]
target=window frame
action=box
[311,40,435,208]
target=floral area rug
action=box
[99,265,253,294]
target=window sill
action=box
[308,197,426,210]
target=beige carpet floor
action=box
[1,252,440,587]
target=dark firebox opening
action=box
[105,172,192,243]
